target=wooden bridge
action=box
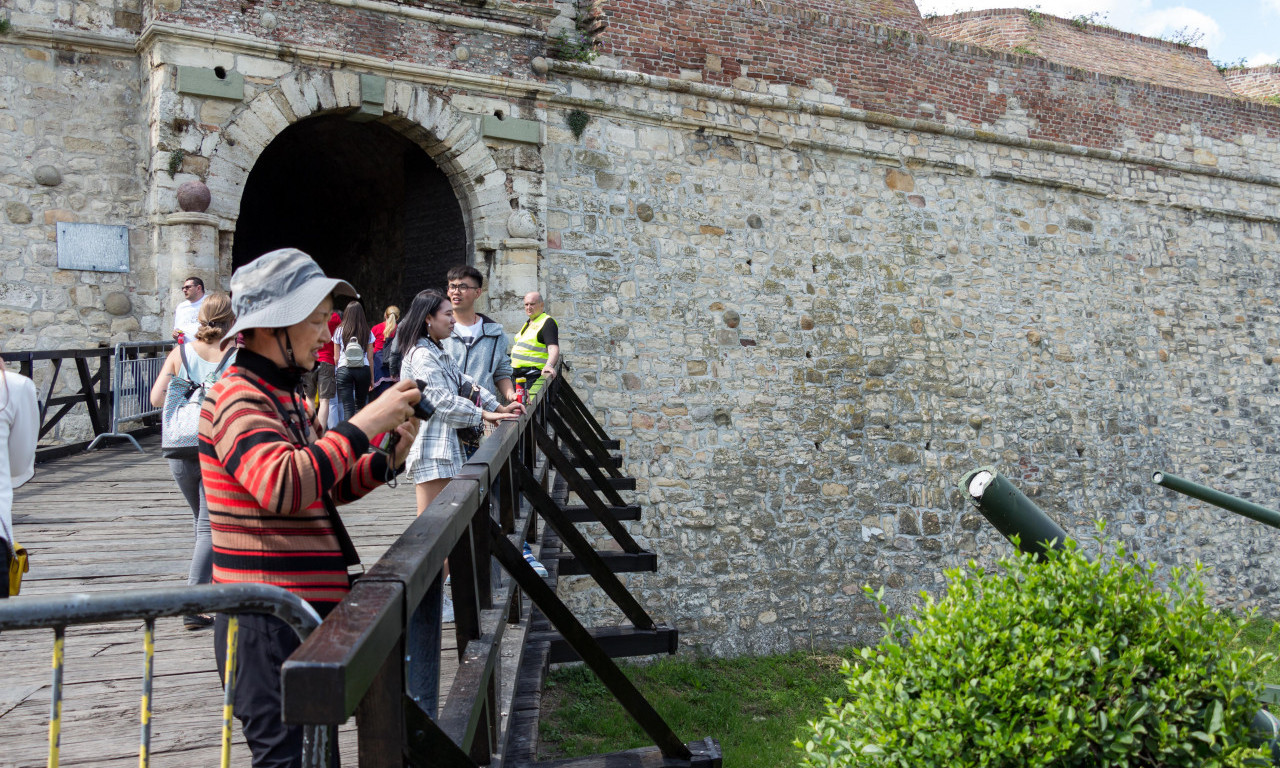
[1,351,720,768]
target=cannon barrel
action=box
[960,466,1070,558]
[1152,471,1280,531]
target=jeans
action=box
[168,457,212,585]
[335,365,371,420]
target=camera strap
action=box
[233,371,361,570]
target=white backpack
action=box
[344,336,365,367]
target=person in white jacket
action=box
[1,363,38,596]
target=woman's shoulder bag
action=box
[161,345,234,459]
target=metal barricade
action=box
[0,583,329,768]
[87,342,172,453]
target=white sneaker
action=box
[442,593,455,624]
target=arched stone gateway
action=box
[201,69,520,311]
[231,115,465,315]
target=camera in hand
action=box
[409,379,436,421]
[371,378,435,456]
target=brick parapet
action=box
[596,1,1278,156]
[923,9,1232,98]
[1225,66,1280,102]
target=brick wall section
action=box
[150,0,545,80]
[598,1,1280,154]
[1225,66,1280,102]
[924,9,1233,98]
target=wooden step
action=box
[528,625,679,664]
[570,454,623,469]
[578,476,636,492]
[557,504,642,523]
[556,550,657,575]
[513,738,722,768]
[601,439,620,450]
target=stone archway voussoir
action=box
[386,81,416,116]
[332,71,361,108]
[278,77,313,122]
[248,96,290,138]
[227,108,275,155]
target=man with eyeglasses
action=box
[443,265,519,406]
[172,276,206,343]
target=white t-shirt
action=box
[335,331,376,368]
[173,295,204,340]
[0,371,38,553]
[454,318,484,343]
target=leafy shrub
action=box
[799,532,1272,767]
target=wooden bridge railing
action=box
[5,343,172,461]
[283,369,722,767]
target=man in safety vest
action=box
[511,291,560,384]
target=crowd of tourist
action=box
[183,252,555,766]
[0,250,563,766]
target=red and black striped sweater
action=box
[199,350,392,613]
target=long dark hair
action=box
[397,289,449,360]
[339,302,371,350]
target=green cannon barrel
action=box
[960,466,1070,558]
[1152,471,1280,530]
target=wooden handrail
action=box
[281,367,719,767]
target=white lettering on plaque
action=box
[56,222,130,273]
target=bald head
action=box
[522,292,545,318]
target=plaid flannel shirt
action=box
[401,339,499,464]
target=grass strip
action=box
[538,649,853,768]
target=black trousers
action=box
[335,365,371,419]
[214,612,340,768]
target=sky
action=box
[913,0,1280,68]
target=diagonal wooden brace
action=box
[513,462,654,630]
[489,518,691,761]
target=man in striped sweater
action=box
[201,248,422,768]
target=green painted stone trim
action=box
[176,66,244,100]
[482,115,542,144]
[349,73,386,123]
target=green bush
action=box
[799,532,1273,767]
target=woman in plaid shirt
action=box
[397,289,523,514]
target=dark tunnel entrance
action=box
[232,115,467,316]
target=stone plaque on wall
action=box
[56,222,130,273]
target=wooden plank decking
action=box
[0,435,454,767]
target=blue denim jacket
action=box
[441,314,513,400]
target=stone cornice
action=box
[547,60,1280,193]
[314,0,550,38]
[2,24,138,56]
[139,22,556,99]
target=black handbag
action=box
[456,380,485,451]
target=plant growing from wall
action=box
[552,30,599,63]
[1026,5,1045,29]
[798,528,1274,767]
[1214,57,1250,72]
[1161,25,1206,47]
[1011,45,1040,57]
[167,149,185,178]
[1071,11,1110,30]
[0,18,11,35]
[565,109,590,140]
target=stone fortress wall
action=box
[542,2,1280,653]
[1,0,1279,654]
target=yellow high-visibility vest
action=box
[511,313,552,369]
